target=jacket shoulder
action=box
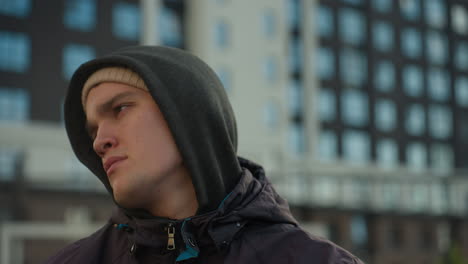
[229,223,364,264]
[43,223,114,264]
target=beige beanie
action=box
[81,67,148,108]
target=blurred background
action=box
[1,0,468,263]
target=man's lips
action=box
[103,156,127,174]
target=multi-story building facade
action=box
[1,0,468,263]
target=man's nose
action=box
[92,126,118,157]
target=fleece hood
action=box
[64,45,242,215]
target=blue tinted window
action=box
[288,80,303,116]
[264,101,279,130]
[342,0,363,5]
[372,0,392,13]
[401,28,422,58]
[343,130,370,164]
[289,123,306,155]
[406,104,425,135]
[0,0,31,18]
[215,67,231,93]
[317,130,337,161]
[375,99,396,132]
[400,0,420,20]
[317,5,334,37]
[350,215,368,247]
[262,9,277,39]
[64,0,96,32]
[455,77,468,107]
[317,47,335,80]
[159,7,183,47]
[62,44,95,79]
[373,21,394,52]
[318,88,336,122]
[340,49,367,87]
[289,36,303,73]
[0,88,29,122]
[214,20,229,49]
[402,65,423,97]
[428,68,450,101]
[0,31,30,73]
[406,142,427,170]
[286,0,300,30]
[0,149,19,180]
[430,144,453,172]
[455,42,468,71]
[376,139,398,169]
[425,0,446,28]
[426,31,447,65]
[339,8,366,45]
[452,5,468,35]
[428,105,452,139]
[113,2,140,41]
[263,56,278,82]
[342,90,368,126]
[374,61,395,92]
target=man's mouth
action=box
[103,156,127,174]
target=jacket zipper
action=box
[166,223,176,250]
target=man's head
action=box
[65,46,242,215]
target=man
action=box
[46,46,363,263]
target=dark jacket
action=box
[48,46,364,263]
[45,158,363,264]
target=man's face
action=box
[85,82,184,209]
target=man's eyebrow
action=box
[85,91,139,137]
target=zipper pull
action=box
[167,224,176,250]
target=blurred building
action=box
[1,0,468,263]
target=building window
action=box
[317,47,335,80]
[317,5,334,37]
[373,21,394,52]
[0,0,31,18]
[0,149,19,180]
[263,56,278,83]
[428,68,450,102]
[400,0,420,21]
[426,31,448,65]
[159,7,183,47]
[62,44,95,79]
[214,19,230,49]
[374,61,395,92]
[428,105,452,139]
[430,144,453,172]
[375,99,396,132]
[288,80,303,116]
[0,88,29,122]
[288,123,306,155]
[376,139,398,169]
[350,215,368,249]
[215,67,232,93]
[339,8,366,46]
[451,5,468,35]
[407,142,427,170]
[401,28,422,58]
[455,42,468,71]
[262,9,277,39]
[341,90,368,127]
[425,0,446,28]
[318,88,336,122]
[402,65,423,97]
[372,0,392,13]
[455,77,468,107]
[263,101,279,130]
[289,36,303,74]
[343,130,370,164]
[342,0,363,5]
[317,130,337,161]
[405,104,425,136]
[64,0,96,32]
[286,0,300,30]
[112,2,140,41]
[340,48,367,87]
[0,31,30,73]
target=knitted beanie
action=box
[81,67,148,108]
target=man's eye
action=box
[114,104,129,113]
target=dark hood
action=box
[64,45,242,214]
